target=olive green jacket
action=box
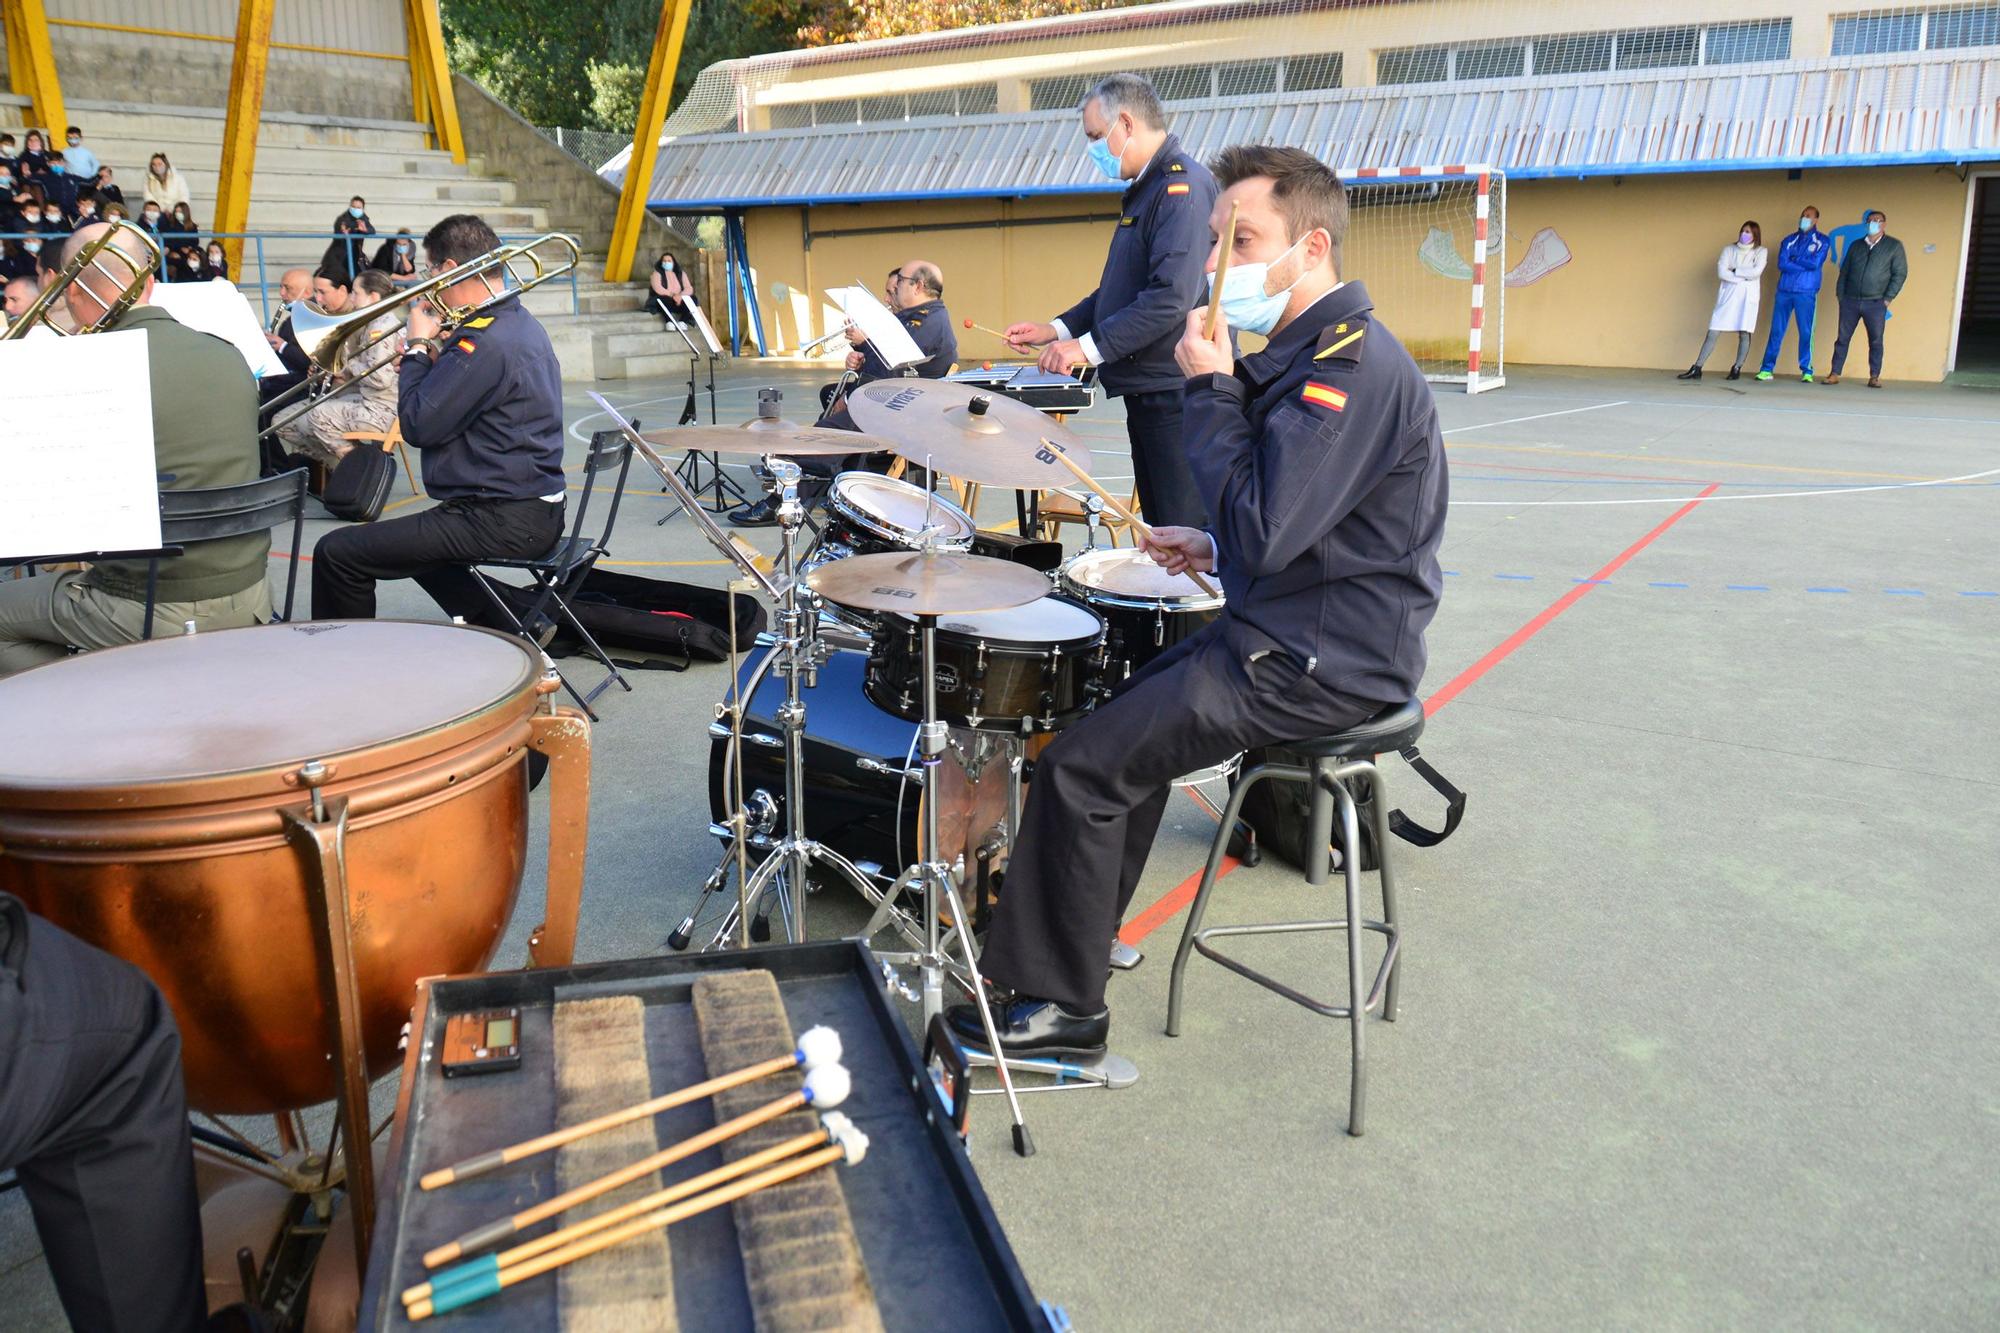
[86,304,271,602]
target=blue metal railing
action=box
[0,230,582,325]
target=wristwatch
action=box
[404,336,441,361]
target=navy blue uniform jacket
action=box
[398,293,565,502]
[1183,282,1448,704]
[858,298,957,381]
[1058,134,1217,397]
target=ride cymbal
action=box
[806,550,1050,615]
[845,379,1092,489]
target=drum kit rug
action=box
[596,380,1226,1153]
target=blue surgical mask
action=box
[1086,123,1126,181]
[349,206,364,218]
[397,241,411,251]
[1211,233,1316,336]
[23,241,39,254]
[1798,217,1814,232]
[1866,219,1883,236]
[50,164,63,175]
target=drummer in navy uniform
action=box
[1005,73,1218,528]
[310,213,566,631]
[954,144,1449,1057]
[730,257,958,525]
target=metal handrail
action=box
[0,229,582,324]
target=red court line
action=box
[1119,481,1722,948]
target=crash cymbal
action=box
[638,424,891,457]
[845,378,1093,489]
[806,550,1051,615]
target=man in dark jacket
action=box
[1826,209,1907,387]
[954,145,1448,1056]
[310,213,566,623]
[0,224,271,676]
[1004,73,1218,527]
[1756,205,1833,381]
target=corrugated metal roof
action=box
[605,51,2000,208]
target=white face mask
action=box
[143,210,160,222]
[43,210,60,223]
[208,250,223,263]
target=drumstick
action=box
[403,1120,843,1307]
[1041,440,1220,597]
[407,1125,870,1321]
[418,1026,841,1190]
[420,1063,851,1269]
[1203,199,1240,340]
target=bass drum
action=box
[1059,546,1224,686]
[708,644,1013,879]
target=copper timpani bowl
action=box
[0,621,563,1115]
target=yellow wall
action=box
[739,165,1978,382]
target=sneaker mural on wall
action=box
[1417,225,1573,286]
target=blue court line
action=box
[1807,587,1850,594]
[1648,581,1689,588]
[1726,584,1771,591]
[1884,588,1925,596]
[1494,573,1535,581]
[1961,590,1998,597]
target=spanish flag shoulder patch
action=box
[1165,182,1190,196]
[456,338,477,354]
[465,315,495,329]
[1300,382,1347,412]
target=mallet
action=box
[419,1025,842,1190]
[420,1062,852,1269]
[407,1118,871,1320]
[1041,439,1220,597]
[962,317,1014,341]
[1202,199,1241,340]
[404,1114,857,1308]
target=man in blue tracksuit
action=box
[1757,205,1833,381]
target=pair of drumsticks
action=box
[403,1028,860,1319]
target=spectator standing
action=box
[60,127,99,183]
[645,250,693,327]
[1756,207,1833,382]
[94,166,124,208]
[39,153,79,219]
[371,228,420,287]
[1826,210,1907,388]
[1677,220,1767,381]
[322,196,375,281]
[143,154,192,217]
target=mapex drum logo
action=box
[933,664,962,694]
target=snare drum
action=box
[865,596,1105,734]
[1060,547,1225,685]
[805,473,978,631]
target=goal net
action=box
[1340,168,1508,394]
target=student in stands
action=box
[137,199,164,240]
[204,239,229,282]
[18,129,49,176]
[93,165,124,208]
[160,202,202,280]
[143,153,192,216]
[0,241,38,285]
[60,127,99,183]
[0,133,18,171]
[372,228,420,287]
[39,152,79,220]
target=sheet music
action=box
[1,330,162,560]
[826,284,924,369]
[685,301,724,357]
[149,278,287,378]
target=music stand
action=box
[655,308,746,517]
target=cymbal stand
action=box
[681,457,875,949]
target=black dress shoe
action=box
[1676,365,1702,380]
[947,993,1108,1058]
[1726,366,1741,381]
[727,496,779,527]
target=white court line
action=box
[1450,464,2000,507]
[1441,401,1629,436]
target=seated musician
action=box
[310,214,566,630]
[727,258,957,526]
[269,268,400,472]
[0,223,272,679]
[950,145,1449,1056]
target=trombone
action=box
[259,231,580,440]
[0,219,162,340]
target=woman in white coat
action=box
[1678,220,1767,381]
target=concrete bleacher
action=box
[1,96,683,381]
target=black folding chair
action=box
[141,468,309,639]
[470,431,636,718]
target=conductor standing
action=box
[1005,73,1217,527]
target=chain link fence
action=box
[536,126,633,172]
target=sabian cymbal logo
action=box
[871,586,915,598]
[290,624,342,636]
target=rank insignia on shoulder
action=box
[1165,182,1190,196]
[465,316,495,329]
[1300,382,1347,412]
[1119,216,1135,227]
[456,338,477,354]
[1168,162,1185,172]
[1314,326,1365,361]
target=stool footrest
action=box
[1190,920,1399,1020]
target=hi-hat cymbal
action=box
[845,379,1093,489]
[638,424,890,457]
[806,550,1051,615]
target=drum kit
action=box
[595,379,1228,1155]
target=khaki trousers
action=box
[0,570,273,678]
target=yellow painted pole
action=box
[212,0,274,280]
[406,0,464,165]
[7,0,67,135]
[604,0,696,284]
[4,5,30,109]
[405,0,434,150]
